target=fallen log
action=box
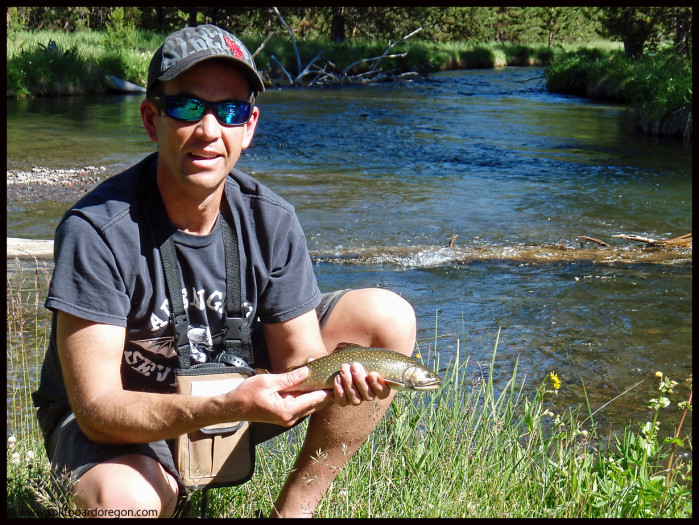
[612,233,692,248]
[268,7,422,87]
[8,238,691,265]
[664,233,693,248]
[7,238,54,258]
[578,235,610,248]
[104,75,146,94]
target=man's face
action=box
[141,60,259,197]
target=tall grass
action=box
[6,29,164,96]
[545,47,692,140]
[7,28,613,97]
[6,261,692,518]
[6,257,57,517]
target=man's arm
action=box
[57,311,330,444]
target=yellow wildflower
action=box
[654,371,663,378]
[549,371,561,391]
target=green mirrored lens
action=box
[217,103,251,125]
[167,98,205,120]
[163,97,251,125]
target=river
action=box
[6,67,692,440]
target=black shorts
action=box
[44,289,350,495]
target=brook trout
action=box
[289,342,442,392]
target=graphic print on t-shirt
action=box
[123,295,255,392]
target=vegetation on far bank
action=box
[7,261,693,517]
[7,27,691,140]
[7,7,692,139]
[545,48,692,140]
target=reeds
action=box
[186,331,692,518]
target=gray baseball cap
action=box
[147,24,265,96]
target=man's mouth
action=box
[189,151,221,160]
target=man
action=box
[32,24,416,518]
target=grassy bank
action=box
[545,48,692,140]
[6,261,693,518]
[8,29,689,140]
[6,29,559,97]
[6,29,162,97]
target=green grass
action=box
[545,47,692,140]
[6,29,607,97]
[6,29,164,96]
[6,261,693,518]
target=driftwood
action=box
[252,31,277,59]
[578,235,610,248]
[267,7,421,87]
[612,233,692,248]
[7,238,54,258]
[8,237,691,265]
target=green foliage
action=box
[6,29,161,96]
[8,6,691,59]
[545,47,692,139]
[9,7,603,45]
[591,7,692,58]
[104,7,137,52]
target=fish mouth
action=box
[412,379,442,391]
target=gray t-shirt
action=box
[33,152,321,433]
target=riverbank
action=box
[7,166,107,205]
[7,30,690,140]
[5,29,559,97]
[6,266,693,518]
[545,48,692,141]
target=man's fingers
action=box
[334,362,375,406]
[279,365,309,390]
[350,362,375,401]
[366,371,392,400]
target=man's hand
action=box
[332,362,393,407]
[221,366,333,427]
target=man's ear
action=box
[140,99,159,143]
[241,106,260,150]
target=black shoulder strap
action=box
[158,200,254,369]
[159,234,191,369]
[219,200,254,366]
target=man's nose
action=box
[196,111,222,139]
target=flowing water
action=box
[7,67,692,439]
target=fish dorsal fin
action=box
[334,342,361,353]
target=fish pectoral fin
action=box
[382,379,408,391]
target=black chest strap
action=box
[158,201,253,369]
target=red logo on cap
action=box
[224,36,244,60]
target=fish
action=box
[287,342,442,392]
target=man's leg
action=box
[43,414,182,518]
[71,454,180,517]
[271,288,416,517]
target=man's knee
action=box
[71,454,179,517]
[328,288,416,353]
[367,288,416,330]
[368,289,416,352]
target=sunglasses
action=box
[151,96,253,126]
